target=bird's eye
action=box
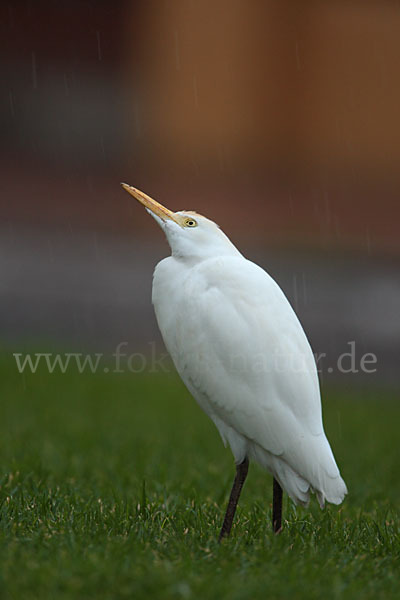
[184,218,198,227]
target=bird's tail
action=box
[273,456,347,508]
[250,441,347,507]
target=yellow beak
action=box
[121,183,181,225]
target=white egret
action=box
[122,183,347,538]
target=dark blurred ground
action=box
[1,1,399,385]
[1,225,399,385]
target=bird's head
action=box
[121,183,241,260]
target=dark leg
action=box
[219,457,249,541]
[272,478,283,533]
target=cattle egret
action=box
[122,183,347,539]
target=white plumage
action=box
[122,184,347,530]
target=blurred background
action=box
[1,0,399,385]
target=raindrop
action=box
[9,90,15,117]
[8,222,15,245]
[47,239,54,263]
[295,41,301,71]
[302,272,308,305]
[31,52,38,89]
[288,192,294,217]
[366,228,371,255]
[324,192,331,226]
[333,216,342,242]
[96,31,102,61]
[134,102,141,138]
[217,143,226,173]
[337,411,342,439]
[63,73,70,95]
[292,274,299,311]
[86,175,94,194]
[191,157,200,177]
[8,5,14,28]
[193,75,199,108]
[173,29,181,70]
[93,232,100,261]
[318,355,325,386]
[100,135,106,160]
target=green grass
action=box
[0,351,399,599]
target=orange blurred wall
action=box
[129,0,400,183]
